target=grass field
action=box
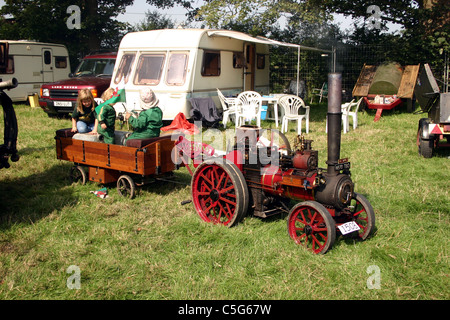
[0,101,448,301]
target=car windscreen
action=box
[74,58,115,77]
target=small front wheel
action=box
[349,192,375,240]
[117,175,136,199]
[287,201,336,254]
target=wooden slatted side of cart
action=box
[55,129,180,198]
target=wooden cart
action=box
[55,128,180,198]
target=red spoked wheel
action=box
[191,159,248,227]
[287,201,336,254]
[348,192,375,240]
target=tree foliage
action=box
[322,0,449,73]
[195,0,449,85]
[0,0,133,68]
[195,0,330,35]
[131,10,176,31]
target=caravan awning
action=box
[207,30,332,53]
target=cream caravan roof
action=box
[0,40,67,47]
[118,28,331,52]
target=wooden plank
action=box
[398,64,420,99]
[352,64,377,97]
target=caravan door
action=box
[244,43,255,91]
[42,48,54,82]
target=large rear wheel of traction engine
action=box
[287,201,336,254]
[191,159,248,227]
[117,174,136,199]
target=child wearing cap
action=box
[125,88,163,141]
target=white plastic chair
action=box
[310,82,328,103]
[347,97,363,131]
[279,95,310,134]
[236,91,262,127]
[217,88,238,127]
[326,98,361,134]
[340,99,354,134]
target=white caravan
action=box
[0,40,70,102]
[111,29,290,120]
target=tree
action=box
[194,0,330,35]
[131,10,176,31]
[0,0,134,68]
[321,0,449,74]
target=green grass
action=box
[0,102,449,300]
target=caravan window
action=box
[257,54,265,69]
[134,54,165,85]
[233,52,245,68]
[55,56,68,69]
[0,43,7,69]
[44,50,52,65]
[1,57,14,74]
[201,51,220,76]
[166,53,188,86]
[114,53,135,85]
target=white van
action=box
[0,40,70,102]
[111,29,286,120]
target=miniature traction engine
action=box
[187,73,375,254]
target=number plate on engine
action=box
[54,101,72,107]
[338,221,360,235]
[335,162,350,171]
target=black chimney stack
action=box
[326,73,342,175]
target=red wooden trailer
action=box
[55,128,180,198]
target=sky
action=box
[116,0,193,27]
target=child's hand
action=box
[101,123,107,130]
[71,127,77,133]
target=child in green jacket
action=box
[97,88,116,144]
[125,88,163,141]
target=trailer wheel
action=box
[191,159,248,227]
[349,192,375,240]
[117,175,136,199]
[70,165,87,185]
[287,201,336,254]
[417,124,434,158]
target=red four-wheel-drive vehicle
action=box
[39,51,116,117]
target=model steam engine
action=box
[187,73,375,254]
